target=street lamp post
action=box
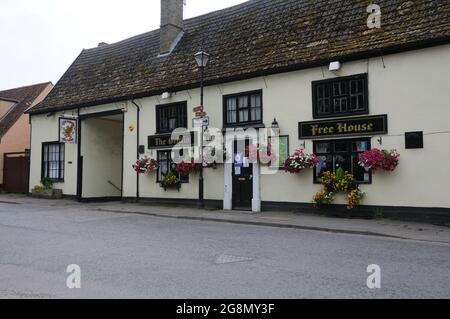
[194,51,210,209]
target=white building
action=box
[27,0,450,220]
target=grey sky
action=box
[0,0,247,91]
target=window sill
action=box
[223,123,265,131]
[312,111,370,120]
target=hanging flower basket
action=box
[133,157,159,174]
[175,161,202,176]
[358,149,400,172]
[284,149,318,174]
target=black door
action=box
[232,140,253,210]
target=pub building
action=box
[27,0,450,219]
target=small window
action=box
[156,102,187,134]
[314,138,371,184]
[157,150,188,183]
[42,142,65,182]
[224,91,263,127]
[313,74,368,118]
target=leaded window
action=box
[314,138,371,184]
[224,91,262,127]
[313,74,368,118]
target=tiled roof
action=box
[29,0,450,114]
[0,82,52,137]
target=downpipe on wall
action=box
[131,100,141,202]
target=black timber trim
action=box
[79,197,122,203]
[122,197,223,210]
[27,36,450,115]
[78,109,124,120]
[262,202,450,225]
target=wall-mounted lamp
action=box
[161,92,172,99]
[271,118,280,130]
[329,61,341,72]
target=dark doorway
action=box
[3,152,30,194]
[232,140,253,210]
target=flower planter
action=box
[31,189,63,200]
[160,181,182,192]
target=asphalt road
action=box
[0,200,449,299]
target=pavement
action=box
[1,194,449,244]
[1,194,450,299]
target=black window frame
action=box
[312,74,369,119]
[223,90,263,128]
[313,138,372,185]
[156,102,188,134]
[41,142,65,182]
[156,150,189,184]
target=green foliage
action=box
[41,178,54,190]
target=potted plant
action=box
[358,148,400,172]
[160,170,181,191]
[284,149,318,174]
[31,178,63,199]
[312,168,365,210]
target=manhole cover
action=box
[215,254,253,264]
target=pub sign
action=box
[299,115,388,139]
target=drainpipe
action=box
[131,100,141,202]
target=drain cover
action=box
[215,254,253,264]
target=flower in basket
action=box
[312,190,334,207]
[284,149,319,174]
[133,157,159,174]
[175,160,201,176]
[347,188,365,210]
[161,170,181,190]
[358,149,400,172]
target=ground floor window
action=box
[314,138,371,183]
[157,150,188,183]
[42,142,65,182]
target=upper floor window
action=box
[156,102,187,134]
[42,142,65,182]
[223,90,262,127]
[312,74,368,118]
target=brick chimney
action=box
[160,0,184,55]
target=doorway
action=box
[3,151,30,193]
[77,111,124,201]
[232,139,253,210]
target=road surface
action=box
[0,200,449,298]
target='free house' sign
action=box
[299,115,388,139]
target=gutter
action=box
[131,100,141,202]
